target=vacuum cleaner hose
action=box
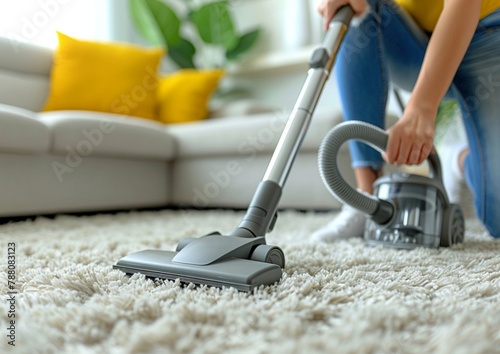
[319,121,393,224]
[318,121,443,225]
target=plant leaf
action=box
[145,0,182,45]
[435,99,460,143]
[226,28,261,61]
[130,0,182,46]
[190,1,238,50]
[128,0,163,46]
[129,0,197,68]
[168,38,197,69]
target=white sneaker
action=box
[439,142,467,204]
[311,204,367,243]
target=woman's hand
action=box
[317,0,367,30]
[384,103,437,166]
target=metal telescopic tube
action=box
[231,7,354,238]
[262,21,348,187]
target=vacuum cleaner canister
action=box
[318,121,465,249]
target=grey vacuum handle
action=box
[332,5,355,25]
[318,121,442,225]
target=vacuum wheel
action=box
[251,245,285,268]
[440,204,465,247]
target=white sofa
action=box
[0,36,364,218]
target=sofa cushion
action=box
[166,109,344,158]
[38,111,176,160]
[0,69,50,112]
[0,36,52,111]
[0,103,50,154]
[0,36,53,76]
[157,69,225,124]
[42,32,164,120]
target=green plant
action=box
[394,89,461,145]
[129,0,261,69]
[435,99,461,144]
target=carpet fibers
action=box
[0,209,499,354]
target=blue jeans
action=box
[335,0,500,238]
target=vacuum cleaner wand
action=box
[230,5,354,239]
[114,6,356,292]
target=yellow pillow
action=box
[156,69,225,124]
[42,32,164,120]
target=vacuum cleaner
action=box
[114,6,356,292]
[318,121,465,249]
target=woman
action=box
[312,0,500,241]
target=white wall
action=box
[0,0,112,48]
[231,0,324,56]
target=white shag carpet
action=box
[0,209,499,354]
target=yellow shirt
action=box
[395,0,500,31]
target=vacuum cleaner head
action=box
[114,181,287,292]
[113,249,282,292]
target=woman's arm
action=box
[385,0,482,166]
